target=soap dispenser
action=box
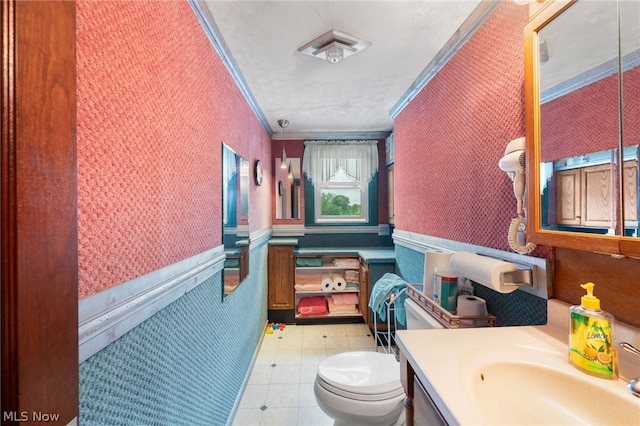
[569,282,618,379]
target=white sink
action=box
[397,325,640,426]
[460,344,639,425]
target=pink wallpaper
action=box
[394,2,532,252]
[76,0,271,297]
[541,66,640,161]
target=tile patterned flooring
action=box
[232,323,378,426]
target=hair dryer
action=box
[499,137,526,219]
[499,137,536,254]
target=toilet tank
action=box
[405,298,444,330]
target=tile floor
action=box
[232,323,379,426]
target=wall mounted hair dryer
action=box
[499,137,536,254]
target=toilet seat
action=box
[317,351,403,400]
[316,376,404,402]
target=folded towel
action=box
[295,284,323,292]
[297,296,328,316]
[330,293,360,305]
[295,258,323,267]
[332,258,360,269]
[368,273,408,326]
[295,274,324,286]
[327,298,358,313]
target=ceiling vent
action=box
[297,30,372,64]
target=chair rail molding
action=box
[78,246,225,363]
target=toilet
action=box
[313,351,405,426]
[315,298,445,425]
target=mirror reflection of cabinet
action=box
[525,0,640,257]
[222,143,250,299]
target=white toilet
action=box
[313,351,405,426]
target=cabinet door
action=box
[268,246,295,310]
[623,160,638,225]
[555,168,582,225]
[582,163,614,228]
[413,376,448,426]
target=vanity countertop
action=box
[294,247,395,263]
[396,299,640,426]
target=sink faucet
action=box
[619,342,640,398]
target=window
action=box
[303,141,378,224]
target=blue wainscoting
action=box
[79,243,268,426]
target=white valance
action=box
[302,140,379,187]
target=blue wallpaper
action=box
[79,243,268,425]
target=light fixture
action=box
[297,30,371,64]
[288,163,293,179]
[539,39,549,63]
[277,119,289,169]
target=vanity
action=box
[396,300,640,426]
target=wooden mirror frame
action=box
[524,0,640,258]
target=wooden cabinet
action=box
[400,350,448,426]
[555,161,638,228]
[268,245,295,311]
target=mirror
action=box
[525,0,640,253]
[222,143,250,299]
[275,157,301,219]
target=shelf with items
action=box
[406,284,496,329]
[294,254,362,320]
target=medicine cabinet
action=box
[524,0,640,257]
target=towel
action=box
[295,258,323,267]
[295,274,324,286]
[295,284,323,292]
[332,258,360,269]
[330,293,360,305]
[297,296,328,316]
[327,298,358,314]
[368,273,408,326]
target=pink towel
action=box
[297,296,328,316]
[327,298,357,313]
[330,293,360,305]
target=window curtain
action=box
[302,140,379,188]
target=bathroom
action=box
[4,0,639,425]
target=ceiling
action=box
[197,0,489,139]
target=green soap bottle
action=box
[569,282,618,379]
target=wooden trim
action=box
[2,1,78,422]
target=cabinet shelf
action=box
[294,254,362,321]
[295,312,362,319]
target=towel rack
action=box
[373,287,406,360]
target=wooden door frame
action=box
[2,1,78,423]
